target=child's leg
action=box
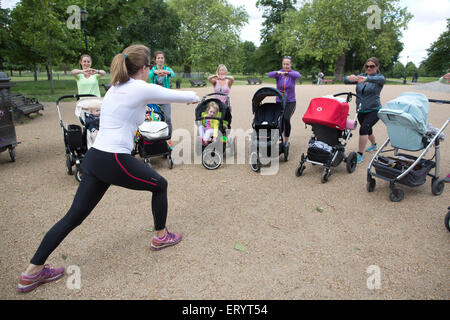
[203,128,215,142]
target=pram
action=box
[366,92,450,202]
[249,87,288,172]
[295,92,359,183]
[194,93,233,170]
[133,104,174,169]
[56,94,100,182]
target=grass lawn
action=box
[9,73,438,103]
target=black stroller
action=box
[249,87,288,172]
[295,92,359,183]
[56,94,99,182]
[194,93,233,170]
[133,104,174,169]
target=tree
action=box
[391,61,405,78]
[167,0,248,74]
[273,0,412,81]
[255,0,297,72]
[422,18,450,76]
[119,0,181,65]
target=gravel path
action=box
[1,84,449,300]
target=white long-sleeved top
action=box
[93,78,199,154]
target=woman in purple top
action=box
[268,56,301,149]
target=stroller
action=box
[249,87,288,172]
[133,104,174,169]
[295,92,359,183]
[56,94,100,182]
[366,92,450,202]
[194,93,233,170]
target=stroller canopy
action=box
[379,92,429,135]
[378,92,429,151]
[195,96,231,124]
[302,97,349,130]
[252,87,286,114]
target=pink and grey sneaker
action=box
[18,265,65,293]
[150,227,182,251]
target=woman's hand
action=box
[356,76,367,83]
[347,74,358,82]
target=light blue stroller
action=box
[366,92,450,202]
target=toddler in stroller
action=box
[295,92,359,183]
[84,103,101,149]
[133,104,174,168]
[249,87,289,173]
[194,93,233,170]
[367,92,450,202]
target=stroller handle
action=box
[56,94,97,105]
[333,92,361,102]
[429,99,450,104]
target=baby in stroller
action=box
[84,104,101,149]
[195,93,233,170]
[198,101,220,146]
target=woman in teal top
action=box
[344,57,385,163]
[71,54,106,97]
[149,51,175,138]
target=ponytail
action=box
[110,44,151,86]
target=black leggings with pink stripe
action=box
[30,148,168,265]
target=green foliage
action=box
[272,0,411,80]
[167,0,248,73]
[422,18,450,76]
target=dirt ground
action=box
[1,83,449,300]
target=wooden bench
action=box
[10,93,44,119]
[322,79,334,84]
[247,78,262,85]
[189,80,206,87]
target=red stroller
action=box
[295,92,360,183]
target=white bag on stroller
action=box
[138,121,169,140]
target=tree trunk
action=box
[33,64,38,82]
[334,53,346,82]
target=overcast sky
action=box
[2,0,449,66]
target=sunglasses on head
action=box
[283,56,292,60]
[365,64,377,68]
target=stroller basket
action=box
[373,154,435,187]
[66,124,83,149]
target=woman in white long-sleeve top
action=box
[17,44,200,293]
[344,57,385,163]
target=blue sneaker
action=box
[366,144,378,152]
[357,153,364,163]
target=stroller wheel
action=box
[366,177,376,192]
[389,186,404,202]
[202,148,222,170]
[321,168,331,183]
[250,151,261,172]
[346,152,357,173]
[65,154,73,175]
[445,208,450,232]
[168,157,174,169]
[431,178,445,196]
[295,163,305,177]
[8,147,16,162]
[74,166,83,183]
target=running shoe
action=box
[366,144,378,152]
[17,265,65,293]
[357,153,364,164]
[150,227,182,251]
[445,173,450,183]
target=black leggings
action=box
[358,110,380,136]
[30,148,168,265]
[282,101,296,138]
